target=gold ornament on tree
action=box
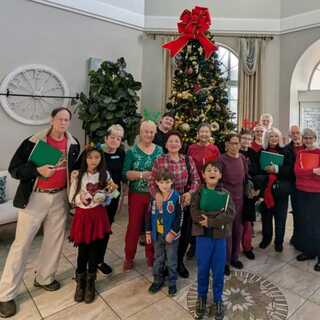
[211,121,220,132]
[180,123,191,132]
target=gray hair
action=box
[302,128,317,140]
[262,127,284,149]
[260,113,273,122]
[106,124,124,138]
[140,120,157,132]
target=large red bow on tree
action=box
[162,6,217,59]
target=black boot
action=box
[177,262,189,278]
[74,272,86,302]
[195,296,206,319]
[84,273,96,304]
[214,301,224,320]
[186,244,196,260]
[0,300,16,318]
[314,257,320,272]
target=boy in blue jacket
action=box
[146,168,183,296]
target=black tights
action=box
[177,206,192,264]
[77,239,104,273]
[96,197,119,264]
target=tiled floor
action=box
[0,209,319,320]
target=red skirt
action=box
[70,206,111,246]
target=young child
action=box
[191,160,235,320]
[145,168,183,297]
[69,146,116,304]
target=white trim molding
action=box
[30,0,145,30]
[145,15,280,34]
[281,9,320,34]
[30,0,320,35]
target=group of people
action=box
[0,109,319,320]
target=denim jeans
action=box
[153,234,179,286]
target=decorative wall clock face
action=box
[0,64,69,125]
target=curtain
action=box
[238,38,264,127]
[161,36,176,112]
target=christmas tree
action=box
[163,7,236,149]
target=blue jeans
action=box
[153,234,179,286]
[196,236,226,303]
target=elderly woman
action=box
[149,131,200,278]
[251,125,265,152]
[96,125,126,275]
[122,121,163,271]
[259,128,294,252]
[294,128,320,271]
[218,134,248,274]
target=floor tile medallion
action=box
[187,271,288,319]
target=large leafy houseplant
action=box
[77,57,142,145]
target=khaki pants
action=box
[0,191,68,302]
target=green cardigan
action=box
[122,144,162,193]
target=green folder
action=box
[199,188,230,213]
[28,140,63,167]
[260,151,284,170]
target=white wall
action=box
[0,0,143,169]
[281,0,320,18]
[145,0,280,19]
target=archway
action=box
[290,38,320,127]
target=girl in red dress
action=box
[69,146,114,304]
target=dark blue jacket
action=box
[146,190,183,241]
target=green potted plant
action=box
[77,57,142,145]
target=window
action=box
[216,46,239,123]
[309,61,320,90]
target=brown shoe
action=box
[34,279,61,291]
[0,300,16,318]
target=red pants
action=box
[242,221,253,252]
[124,192,154,264]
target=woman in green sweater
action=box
[122,120,163,271]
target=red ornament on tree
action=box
[187,67,193,75]
[193,83,201,93]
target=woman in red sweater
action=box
[294,128,320,271]
[251,125,265,152]
[187,123,221,180]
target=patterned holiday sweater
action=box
[122,144,163,193]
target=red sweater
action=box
[188,143,220,180]
[294,149,320,193]
[251,140,262,152]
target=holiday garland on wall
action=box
[163,6,236,148]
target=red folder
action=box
[300,153,319,170]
